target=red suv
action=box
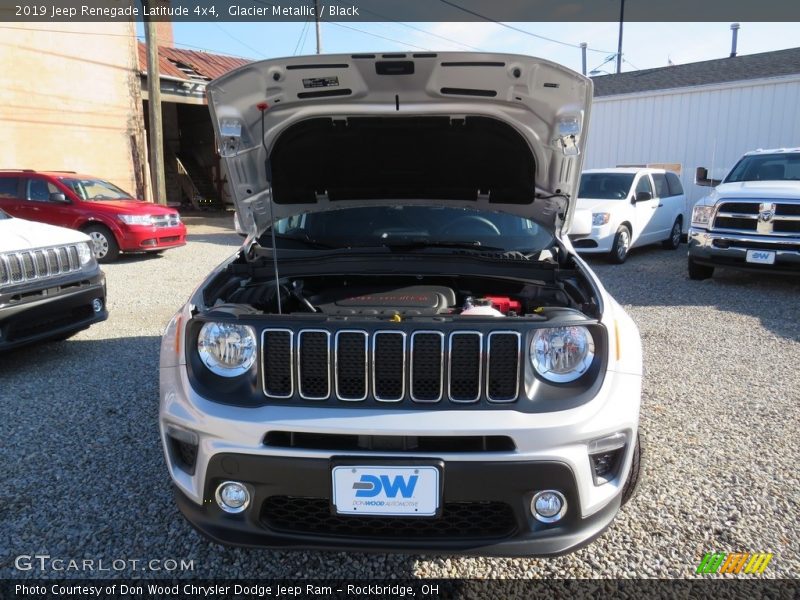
[0,171,187,262]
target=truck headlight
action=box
[197,322,257,377]
[118,214,154,226]
[592,212,610,226]
[77,242,95,266]
[530,326,595,383]
[691,205,715,227]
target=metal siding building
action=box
[583,48,800,224]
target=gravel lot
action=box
[2,215,799,579]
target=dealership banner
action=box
[2,579,800,599]
[0,0,800,22]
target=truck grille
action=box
[712,201,800,235]
[261,328,521,404]
[0,245,83,286]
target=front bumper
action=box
[0,271,107,350]
[159,356,641,556]
[118,224,187,252]
[571,224,615,254]
[175,455,621,557]
[688,228,800,273]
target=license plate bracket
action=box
[746,249,776,264]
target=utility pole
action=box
[315,0,322,54]
[616,0,625,74]
[580,42,587,76]
[144,11,167,205]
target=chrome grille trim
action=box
[261,328,294,399]
[372,331,406,402]
[711,200,800,236]
[447,331,483,403]
[485,331,522,403]
[0,244,84,286]
[296,329,331,401]
[409,331,445,403]
[153,213,181,228]
[334,330,368,401]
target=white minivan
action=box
[569,168,685,263]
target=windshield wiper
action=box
[379,239,507,252]
[269,232,341,249]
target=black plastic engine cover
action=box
[310,285,456,316]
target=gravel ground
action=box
[2,215,799,580]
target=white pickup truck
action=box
[688,148,800,279]
[0,209,107,349]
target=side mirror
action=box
[49,192,67,203]
[695,166,721,187]
[634,191,652,202]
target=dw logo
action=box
[353,474,418,498]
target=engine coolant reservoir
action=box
[461,297,505,317]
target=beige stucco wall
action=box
[0,22,147,198]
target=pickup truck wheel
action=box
[84,224,120,263]
[662,217,682,249]
[608,225,630,264]
[621,431,643,506]
[688,257,714,280]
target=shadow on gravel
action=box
[582,244,800,342]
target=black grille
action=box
[6,304,94,341]
[714,216,756,231]
[263,431,515,452]
[411,333,443,401]
[373,332,404,401]
[774,221,800,233]
[336,332,367,400]
[298,331,329,399]
[487,333,520,401]
[717,202,758,214]
[777,203,800,216]
[449,333,481,402]
[263,330,293,397]
[261,497,517,540]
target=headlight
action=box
[77,242,95,266]
[691,205,715,227]
[197,322,257,377]
[592,212,610,226]
[530,326,595,383]
[118,214,154,226]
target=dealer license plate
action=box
[746,249,776,264]
[331,465,440,516]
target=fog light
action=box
[92,298,103,313]
[531,490,567,523]
[215,481,250,513]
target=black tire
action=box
[621,431,643,506]
[83,224,120,263]
[662,217,682,249]
[688,257,714,280]
[608,225,631,264]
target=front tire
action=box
[621,432,643,506]
[84,224,120,263]
[688,257,714,280]
[608,225,631,264]
[662,217,682,249]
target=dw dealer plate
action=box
[746,250,776,264]
[332,465,440,516]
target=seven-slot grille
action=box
[712,201,800,235]
[0,245,83,286]
[261,328,521,404]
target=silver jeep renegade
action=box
[159,52,643,556]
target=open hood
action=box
[207,52,592,237]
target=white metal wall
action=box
[583,75,800,222]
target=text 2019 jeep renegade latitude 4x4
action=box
[159,53,643,556]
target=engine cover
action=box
[311,285,456,316]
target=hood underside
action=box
[206,52,592,236]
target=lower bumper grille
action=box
[261,496,517,540]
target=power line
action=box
[320,20,432,52]
[213,23,269,57]
[437,0,616,54]
[293,19,310,55]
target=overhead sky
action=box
[155,21,800,74]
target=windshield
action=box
[578,173,635,200]
[60,178,135,201]
[724,153,800,183]
[259,206,553,253]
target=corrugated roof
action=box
[592,46,800,97]
[137,42,251,82]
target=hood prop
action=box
[259,101,282,314]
